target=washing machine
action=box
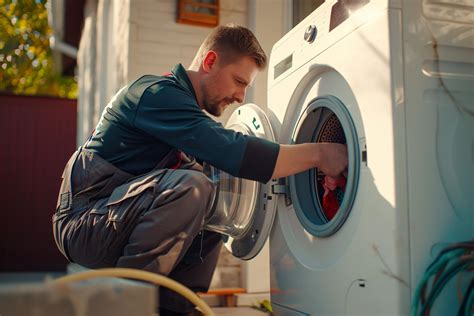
[203,0,473,315]
[265,0,474,315]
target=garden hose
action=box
[52,267,215,316]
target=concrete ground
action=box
[0,272,271,316]
[212,307,270,315]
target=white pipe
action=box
[49,36,78,59]
[46,0,78,59]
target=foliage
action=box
[0,0,77,99]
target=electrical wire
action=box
[426,243,474,273]
[413,249,464,313]
[421,259,471,315]
[52,268,215,316]
[458,279,474,316]
[411,240,474,316]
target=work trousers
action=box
[52,149,222,313]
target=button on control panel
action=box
[303,24,317,43]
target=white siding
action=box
[77,0,98,144]
[114,0,131,90]
[127,0,248,82]
[77,0,131,143]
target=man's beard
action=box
[203,99,222,116]
[201,83,224,117]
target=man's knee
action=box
[180,170,215,206]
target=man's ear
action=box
[202,51,218,73]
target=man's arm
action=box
[271,143,348,179]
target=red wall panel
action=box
[0,94,76,271]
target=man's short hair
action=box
[197,24,267,69]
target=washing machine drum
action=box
[314,113,347,220]
[289,96,359,237]
[318,113,346,143]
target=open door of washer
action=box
[203,103,279,260]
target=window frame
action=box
[176,0,220,28]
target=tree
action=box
[0,0,77,99]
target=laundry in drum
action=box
[314,112,348,220]
[321,175,346,220]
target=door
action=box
[203,103,279,260]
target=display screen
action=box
[274,54,293,79]
[329,0,370,32]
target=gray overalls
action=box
[52,147,222,313]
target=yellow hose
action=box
[52,267,215,316]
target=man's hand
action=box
[271,142,348,179]
[314,143,348,178]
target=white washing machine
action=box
[265,0,474,315]
[203,0,473,315]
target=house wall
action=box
[128,0,247,77]
[113,0,131,91]
[77,0,98,143]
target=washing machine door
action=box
[203,103,278,260]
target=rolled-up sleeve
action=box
[238,136,279,183]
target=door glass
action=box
[204,124,259,238]
[203,103,278,260]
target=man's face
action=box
[201,55,259,116]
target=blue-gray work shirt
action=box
[85,64,280,183]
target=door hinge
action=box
[271,184,288,195]
[271,179,292,206]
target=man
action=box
[52,24,347,315]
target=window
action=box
[177,0,219,28]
